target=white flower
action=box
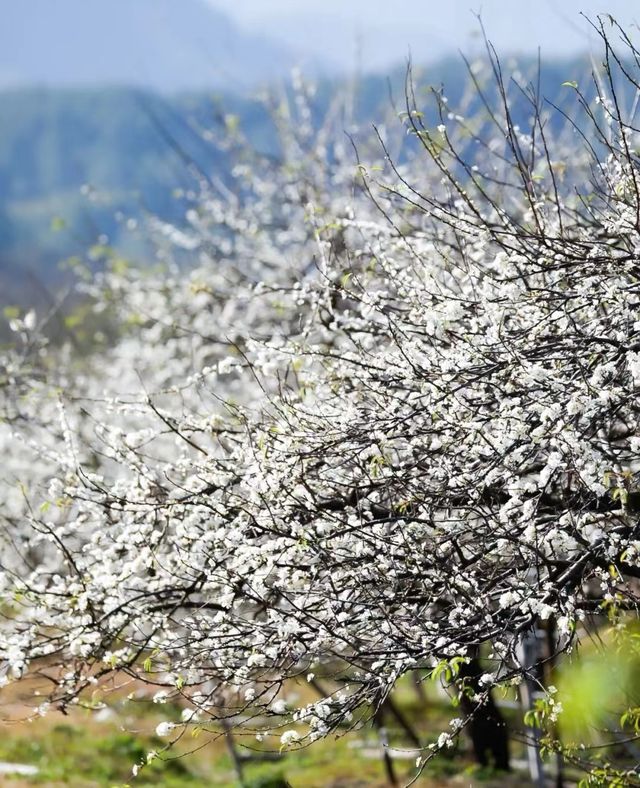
[155,721,175,737]
[23,310,36,330]
[271,699,287,714]
[499,590,519,608]
[280,729,301,747]
[437,732,454,748]
[218,357,236,374]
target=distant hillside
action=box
[0,53,599,304]
[0,85,277,303]
[0,0,301,92]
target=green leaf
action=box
[50,216,66,232]
[562,81,578,89]
[224,114,240,134]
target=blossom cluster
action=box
[2,30,640,780]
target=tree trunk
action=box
[457,657,510,771]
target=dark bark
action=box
[385,695,422,748]
[458,657,510,771]
[373,708,399,787]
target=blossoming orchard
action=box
[3,15,640,787]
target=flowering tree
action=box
[3,15,640,785]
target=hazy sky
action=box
[207,0,639,72]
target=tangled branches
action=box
[3,14,640,785]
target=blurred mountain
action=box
[0,52,599,305]
[0,0,304,92]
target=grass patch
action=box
[0,673,541,786]
[0,724,201,786]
